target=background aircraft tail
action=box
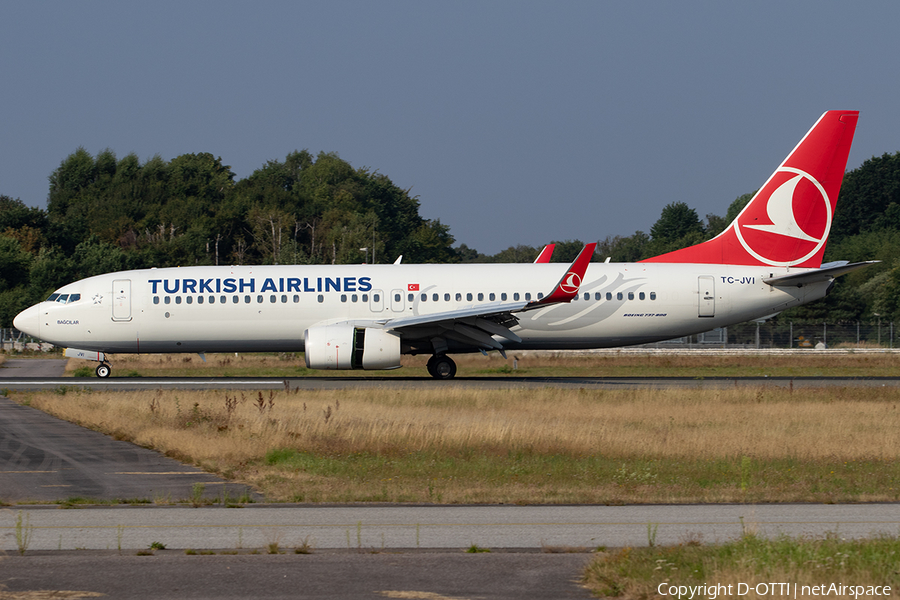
[642,110,859,268]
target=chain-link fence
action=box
[646,322,895,349]
[0,328,49,351]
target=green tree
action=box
[27,246,74,303]
[650,202,703,243]
[488,244,540,263]
[597,231,650,262]
[832,152,900,243]
[725,192,754,223]
[0,196,47,232]
[0,236,32,292]
[398,220,457,264]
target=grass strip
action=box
[583,533,900,599]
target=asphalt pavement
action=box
[0,552,595,600]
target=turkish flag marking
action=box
[408,283,419,291]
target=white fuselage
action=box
[16,262,826,355]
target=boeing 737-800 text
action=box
[14,111,874,378]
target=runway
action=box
[4,375,900,392]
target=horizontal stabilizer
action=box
[763,261,879,287]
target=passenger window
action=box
[584,292,590,301]
[421,293,427,302]
[466,293,473,301]
[525,293,531,301]
[394,293,401,302]
[444,293,450,301]
[189,296,196,304]
[365,294,371,302]
[352,294,358,302]
[501,293,507,301]
[514,293,520,301]
[209,296,215,304]
[456,293,462,301]
[639,292,645,300]
[341,294,347,302]
[257,295,263,303]
[650,292,657,300]
[595,292,601,300]
[165,296,171,305]
[408,293,414,302]
[433,293,439,302]
[607,292,612,301]
[477,293,484,301]
[537,293,544,299]
[270,295,276,303]
[617,292,623,301]
[232,295,239,304]
[318,295,324,303]
[489,293,495,301]
[293,295,300,303]
[244,295,251,303]
[628,292,634,300]
[153,297,160,305]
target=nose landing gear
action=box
[96,363,111,378]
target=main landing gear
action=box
[96,363,112,378]
[426,354,457,380]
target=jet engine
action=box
[304,325,401,370]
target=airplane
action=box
[14,111,876,379]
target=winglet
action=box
[528,242,596,307]
[534,244,555,263]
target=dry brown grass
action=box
[13,384,900,503]
[22,385,900,460]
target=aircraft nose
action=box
[13,304,41,338]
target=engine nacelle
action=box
[304,325,401,370]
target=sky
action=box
[1,1,898,255]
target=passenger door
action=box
[112,279,132,321]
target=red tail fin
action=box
[642,111,859,267]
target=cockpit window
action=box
[46,293,80,304]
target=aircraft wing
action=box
[374,243,597,352]
[763,261,879,287]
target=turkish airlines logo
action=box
[734,167,831,267]
[558,272,581,294]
